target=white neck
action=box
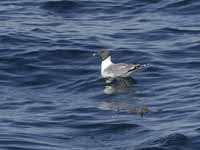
[101,56,112,74]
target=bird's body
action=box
[99,51,141,78]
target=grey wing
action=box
[105,63,140,76]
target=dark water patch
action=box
[42,0,148,17]
[42,0,83,13]
[24,22,62,27]
[31,28,50,34]
[138,133,191,150]
[41,0,114,16]
[155,133,190,146]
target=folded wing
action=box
[104,63,141,77]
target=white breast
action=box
[101,56,113,77]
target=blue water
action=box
[1,0,200,149]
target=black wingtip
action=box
[127,64,141,72]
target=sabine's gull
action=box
[94,50,143,78]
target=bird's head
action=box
[93,49,110,61]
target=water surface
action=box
[0,0,200,149]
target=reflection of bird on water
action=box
[99,101,150,116]
[104,77,136,94]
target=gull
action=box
[94,50,143,78]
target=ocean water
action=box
[0,0,200,149]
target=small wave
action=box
[0,34,50,46]
[0,133,61,150]
[135,27,200,42]
[147,27,200,37]
[162,0,194,9]
[161,27,200,35]
[159,0,200,15]
[70,122,140,133]
[51,114,95,122]
[135,147,167,150]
